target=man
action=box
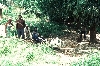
[16,15,26,39]
[80,25,86,40]
[32,27,40,42]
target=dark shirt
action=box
[16,19,25,29]
[81,26,86,31]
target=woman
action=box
[5,19,13,38]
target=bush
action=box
[30,21,67,38]
[0,18,7,25]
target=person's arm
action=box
[16,20,18,29]
[5,23,7,33]
[5,23,7,28]
[16,20,24,27]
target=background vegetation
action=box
[0,0,100,66]
[1,0,100,42]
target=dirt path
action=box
[56,53,88,66]
[32,53,88,66]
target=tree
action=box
[1,0,100,43]
[35,0,100,43]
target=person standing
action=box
[5,19,13,38]
[16,15,26,39]
[80,25,86,40]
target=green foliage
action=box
[35,0,100,30]
[31,21,67,37]
[0,46,11,56]
[71,52,100,66]
[0,18,7,25]
[1,0,100,28]
[35,0,67,21]
[26,52,35,62]
[40,44,55,54]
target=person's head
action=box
[18,15,22,19]
[34,27,37,29]
[34,27,38,31]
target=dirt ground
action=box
[25,33,100,66]
[50,33,100,66]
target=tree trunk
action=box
[90,25,96,43]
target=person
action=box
[32,27,40,43]
[25,25,30,40]
[80,25,86,40]
[16,15,26,39]
[32,27,46,43]
[5,19,13,38]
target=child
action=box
[5,19,13,38]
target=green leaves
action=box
[31,21,67,37]
[26,52,35,62]
[0,46,11,56]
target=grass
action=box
[1,37,100,66]
[0,37,60,66]
[71,52,100,66]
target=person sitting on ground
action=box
[5,19,13,38]
[32,27,46,43]
[32,27,41,43]
[25,25,30,40]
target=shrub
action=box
[0,18,7,25]
[30,21,67,38]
